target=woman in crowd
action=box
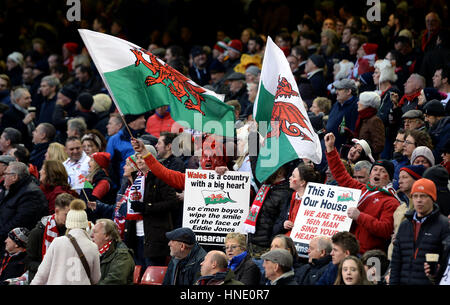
[44,142,68,163]
[81,131,106,156]
[224,232,261,285]
[334,256,371,285]
[281,163,322,237]
[83,151,115,204]
[39,160,78,214]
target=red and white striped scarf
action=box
[99,240,112,256]
[42,214,59,257]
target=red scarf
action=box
[421,29,438,52]
[42,214,59,258]
[354,107,378,137]
[398,91,421,108]
[243,184,271,234]
[99,240,113,256]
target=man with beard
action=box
[324,132,400,254]
[25,193,75,282]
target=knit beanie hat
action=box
[127,154,139,171]
[371,160,395,181]
[423,165,449,189]
[91,152,111,169]
[423,99,445,117]
[8,227,30,248]
[66,199,88,229]
[359,91,381,109]
[411,178,437,201]
[411,146,435,166]
[227,39,243,53]
[362,43,378,55]
[77,92,94,110]
[60,85,78,101]
[400,165,426,180]
[63,42,79,54]
[309,54,325,69]
[124,113,144,124]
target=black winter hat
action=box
[371,159,395,181]
[423,99,445,117]
[77,92,94,110]
[423,165,449,189]
[308,54,325,69]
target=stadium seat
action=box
[140,266,168,285]
[133,265,143,284]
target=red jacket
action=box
[326,148,399,253]
[40,184,78,214]
[145,112,183,138]
[143,153,185,190]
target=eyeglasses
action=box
[224,245,241,251]
[394,139,404,143]
[404,140,415,146]
[3,172,16,175]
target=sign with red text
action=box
[290,183,361,257]
[183,169,251,246]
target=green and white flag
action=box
[78,29,235,137]
[253,36,322,183]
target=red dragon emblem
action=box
[130,48,206,115]
[265,76,313,143]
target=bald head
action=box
[200,250,228,276]
[425,12,441,33]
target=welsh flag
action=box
[201,190,236,205]
[253,37,322,183]
[78,30,235,137]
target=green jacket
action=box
[98,241,135,285]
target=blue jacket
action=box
[315,261,338,285]
[325,96,358,150]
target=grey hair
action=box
[410,73,426,89]
[8,161,29,180]
[41,75,61,91]
[67,117,87,135]
[315,236,332,255]
[12,87,29,102]
[354,160,372,172]
[96,218,121,242]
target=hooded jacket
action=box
[390,205,450,285]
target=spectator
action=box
[163,227,207,285]
[219,39,243,75]
[62,42,79,73]
[75,92,97,130]
[0,155,16,198]
[145,106,177,138]
[281,163,322,236]
[67,117,87,139]
[39,160,78,214]
[30,199,101,285]
[295,236,332,285]
[44,142,68,163]
[52,84,78,141]
[0,74,12,106]
[81,131,106,157]
[73,64,104,96]
[0,161,47,251]
[420,12,442,53]
[106,113,124,139]
[353,43,378,80]
[388,165,426,259]
[353,160,372,185]
[30,123,56,170]
[334,256,371,285]
[196,250,244,285]
[0,227,30,283]
[84,152,114,205]
[324,132,400,254]
[188,46,210,86]
[92,93,112,137]
[411,146,435,169]
[224,232,260,285]
[316,231,360,285]
[8,144,38,181]
[325,78,359,152]
[25,192,75,282]
[432,66,450,106]
[0,128,23,156]
[361,249,390,285]
[6,52,24,87]
[261,249,297,285]
[106,113,147,187]
[423,165,450,217]
[423,100,450,163]
[269,234,303,283]
[394,73,426,114]
[401,110,426,132]
[63,136,90,192]
[225,72,250,115]
[355,91,385,158]
[418,87,447,109]
[390,178,450,285]
[37,75,60,125]
[1,88,34,150]
[299,30,319,56]
[92,218,135,285]
[304,54,327,100]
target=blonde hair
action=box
[225,232,247,250]
[46,142,68,163]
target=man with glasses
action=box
[401,110,426,131]
[0,161,47,253]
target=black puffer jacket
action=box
[295,255,332,285]
[390,204,450,285]
[0,175,48,245]
[249,180,293,248]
